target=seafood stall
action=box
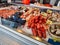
[0,3,60,45]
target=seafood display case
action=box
[0,3,60,45]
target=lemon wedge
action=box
[41,12,47,17]
[46,20,52,25]
[47,9,52,14]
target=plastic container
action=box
[1,18,18,28]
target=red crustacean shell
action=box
[37,23,41,29]
[27,15,47,38]
[32,29,37,36]
[31,23,35,28]
[37,30,42,38]
[42,18,47,24]
[41,27,46,38]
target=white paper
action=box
[57,1,60,7]
[7,0,11,3]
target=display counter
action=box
[0,3,60,45]
[0,24,50,45]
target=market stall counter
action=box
[0,3,60,45]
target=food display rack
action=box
[0,3,60,45]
